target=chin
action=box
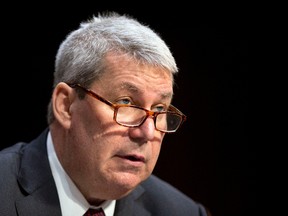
[103,172,147,199]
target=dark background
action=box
[1,6,259,216]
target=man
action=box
[0,12,209,215]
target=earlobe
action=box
[52,82,74,129]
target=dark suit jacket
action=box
[0,128,208,216]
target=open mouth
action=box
[120,154,145,162]
[125,155,143,162]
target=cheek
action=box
[148,141,162,170]
[71,100,111,135]
[68,106,112,163]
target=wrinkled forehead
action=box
[92,52,174,100]
[105,51,173,80]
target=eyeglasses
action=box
[67,83,187,133]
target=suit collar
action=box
[114,184,150,216]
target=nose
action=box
[129,116,156,141]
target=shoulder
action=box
[140,174,208,215]
[0,142,29,186]
[0,142,27,170]
[0,128,50,180]
[0,142,28,209]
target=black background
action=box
[1,6,260,216]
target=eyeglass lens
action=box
[116,106,182,132]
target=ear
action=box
[52,82,75,129]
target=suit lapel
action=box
[15,180,61,215]
[16,129,62,216]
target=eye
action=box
[153,105,166,112]
[116,98,132,105]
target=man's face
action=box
[59,53,174,204]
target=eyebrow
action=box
[119,82,140,93]
[119,82,173,100]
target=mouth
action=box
[117,154,145,163]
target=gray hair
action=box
[47,12,178,124]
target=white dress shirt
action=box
[47,131,116,216]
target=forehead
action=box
[95,53,174,99]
